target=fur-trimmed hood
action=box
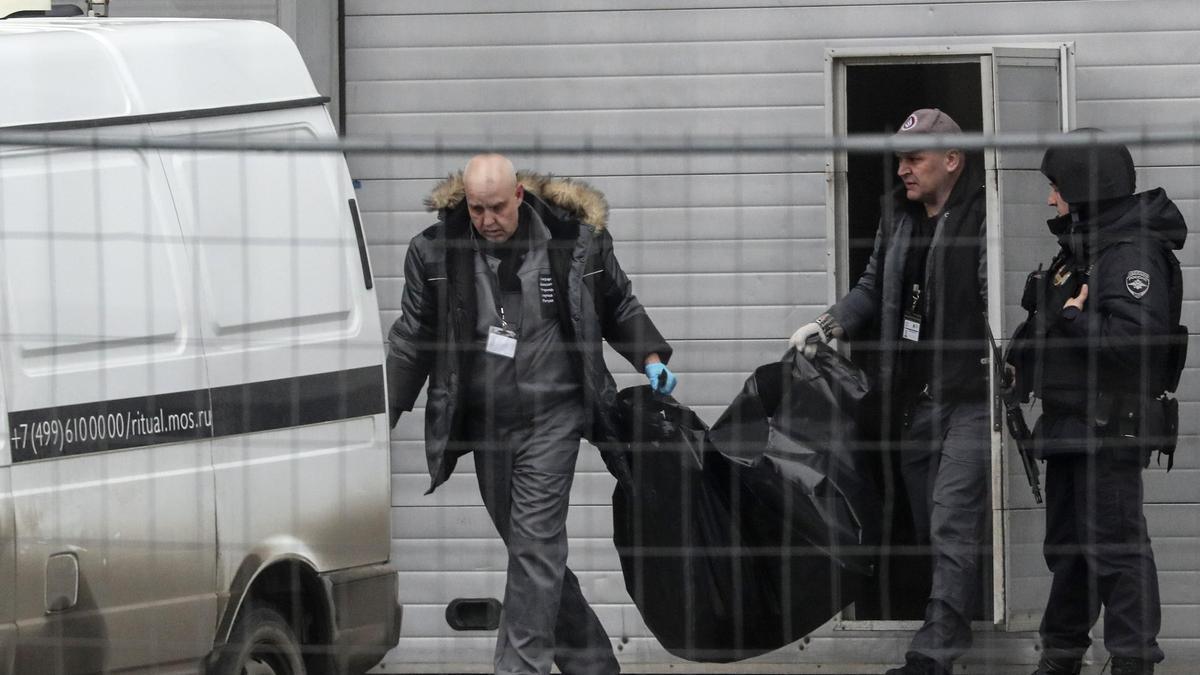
[424,171,608,230]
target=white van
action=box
[0,8,399,675]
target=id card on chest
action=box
[486,324,518,359]
[902,283,922,342]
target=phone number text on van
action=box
[8,390,216,462]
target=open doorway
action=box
[840,60,990,622]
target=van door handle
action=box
[348,198,375,290]
[45,552,79,613]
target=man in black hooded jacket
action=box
[1012,134,1187,675]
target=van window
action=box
[166,125,353,332]
[0,148,183,357]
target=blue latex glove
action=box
[644,362,677,396]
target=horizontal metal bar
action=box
[0,127,1198,155]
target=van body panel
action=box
[0,19,317,129]
[151,109,380,379]
[1,144,218,672]
[0,466,15,675]
[0,627,12,675]
[0,145,192,395]
[210,417,389,574]
[1,378,15,673]
[158,123,356,334]
[1,19,398,673]
[152,105,390,586]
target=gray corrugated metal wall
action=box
[341,1,1200,671]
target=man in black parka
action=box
[791,109,990,675]
[386,154,676,675]
[1014,135,1186,675]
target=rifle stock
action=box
[1003,394,1043,504]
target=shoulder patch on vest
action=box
[1126,270,1150,299]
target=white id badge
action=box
[902,314,921,342]
[486,325,518,358]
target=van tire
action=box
[213,604,307,675]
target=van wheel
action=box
[214,604,307,675]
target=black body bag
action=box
[607,346,880,662]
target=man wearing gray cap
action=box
[790,109,990,675]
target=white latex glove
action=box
[789,322,825,358]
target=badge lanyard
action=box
[477,252,518,359]
[476,224,534,360]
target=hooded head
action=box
[1040,129,1136,208]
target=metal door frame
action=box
[824,43,1075,631]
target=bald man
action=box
[387,154,676,674]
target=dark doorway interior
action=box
[841,61,989,622]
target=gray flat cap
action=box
[896,108,962,135]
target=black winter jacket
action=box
[1016,189,1187,414]
[828,161,989,401]
[386,172,672,493]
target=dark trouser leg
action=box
[1040,453,1100,664]
[1039,428,1163,666]
[905,399,990,669]
[473,413,618,675]
[553,568,620,675]
[899,399,939,546]
[1090,448,1163,663]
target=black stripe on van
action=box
[2,97,332,132]
[7,365,384,463]
[209,365,384,437]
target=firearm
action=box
[983,313,1043,505]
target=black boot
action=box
[1030,655,1081,675]
[1110,656,1154,675]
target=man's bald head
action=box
[463,153,524,242]
[464,154,517,191]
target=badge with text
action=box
[902,282,922,342]
[1125,270,1149,299]
[902,314,922,341]
[486,325,519,359]
[539,272,556,318]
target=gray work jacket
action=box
[387,173,672,493]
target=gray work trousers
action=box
[900,397,990,668]
[470,402,620,675]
